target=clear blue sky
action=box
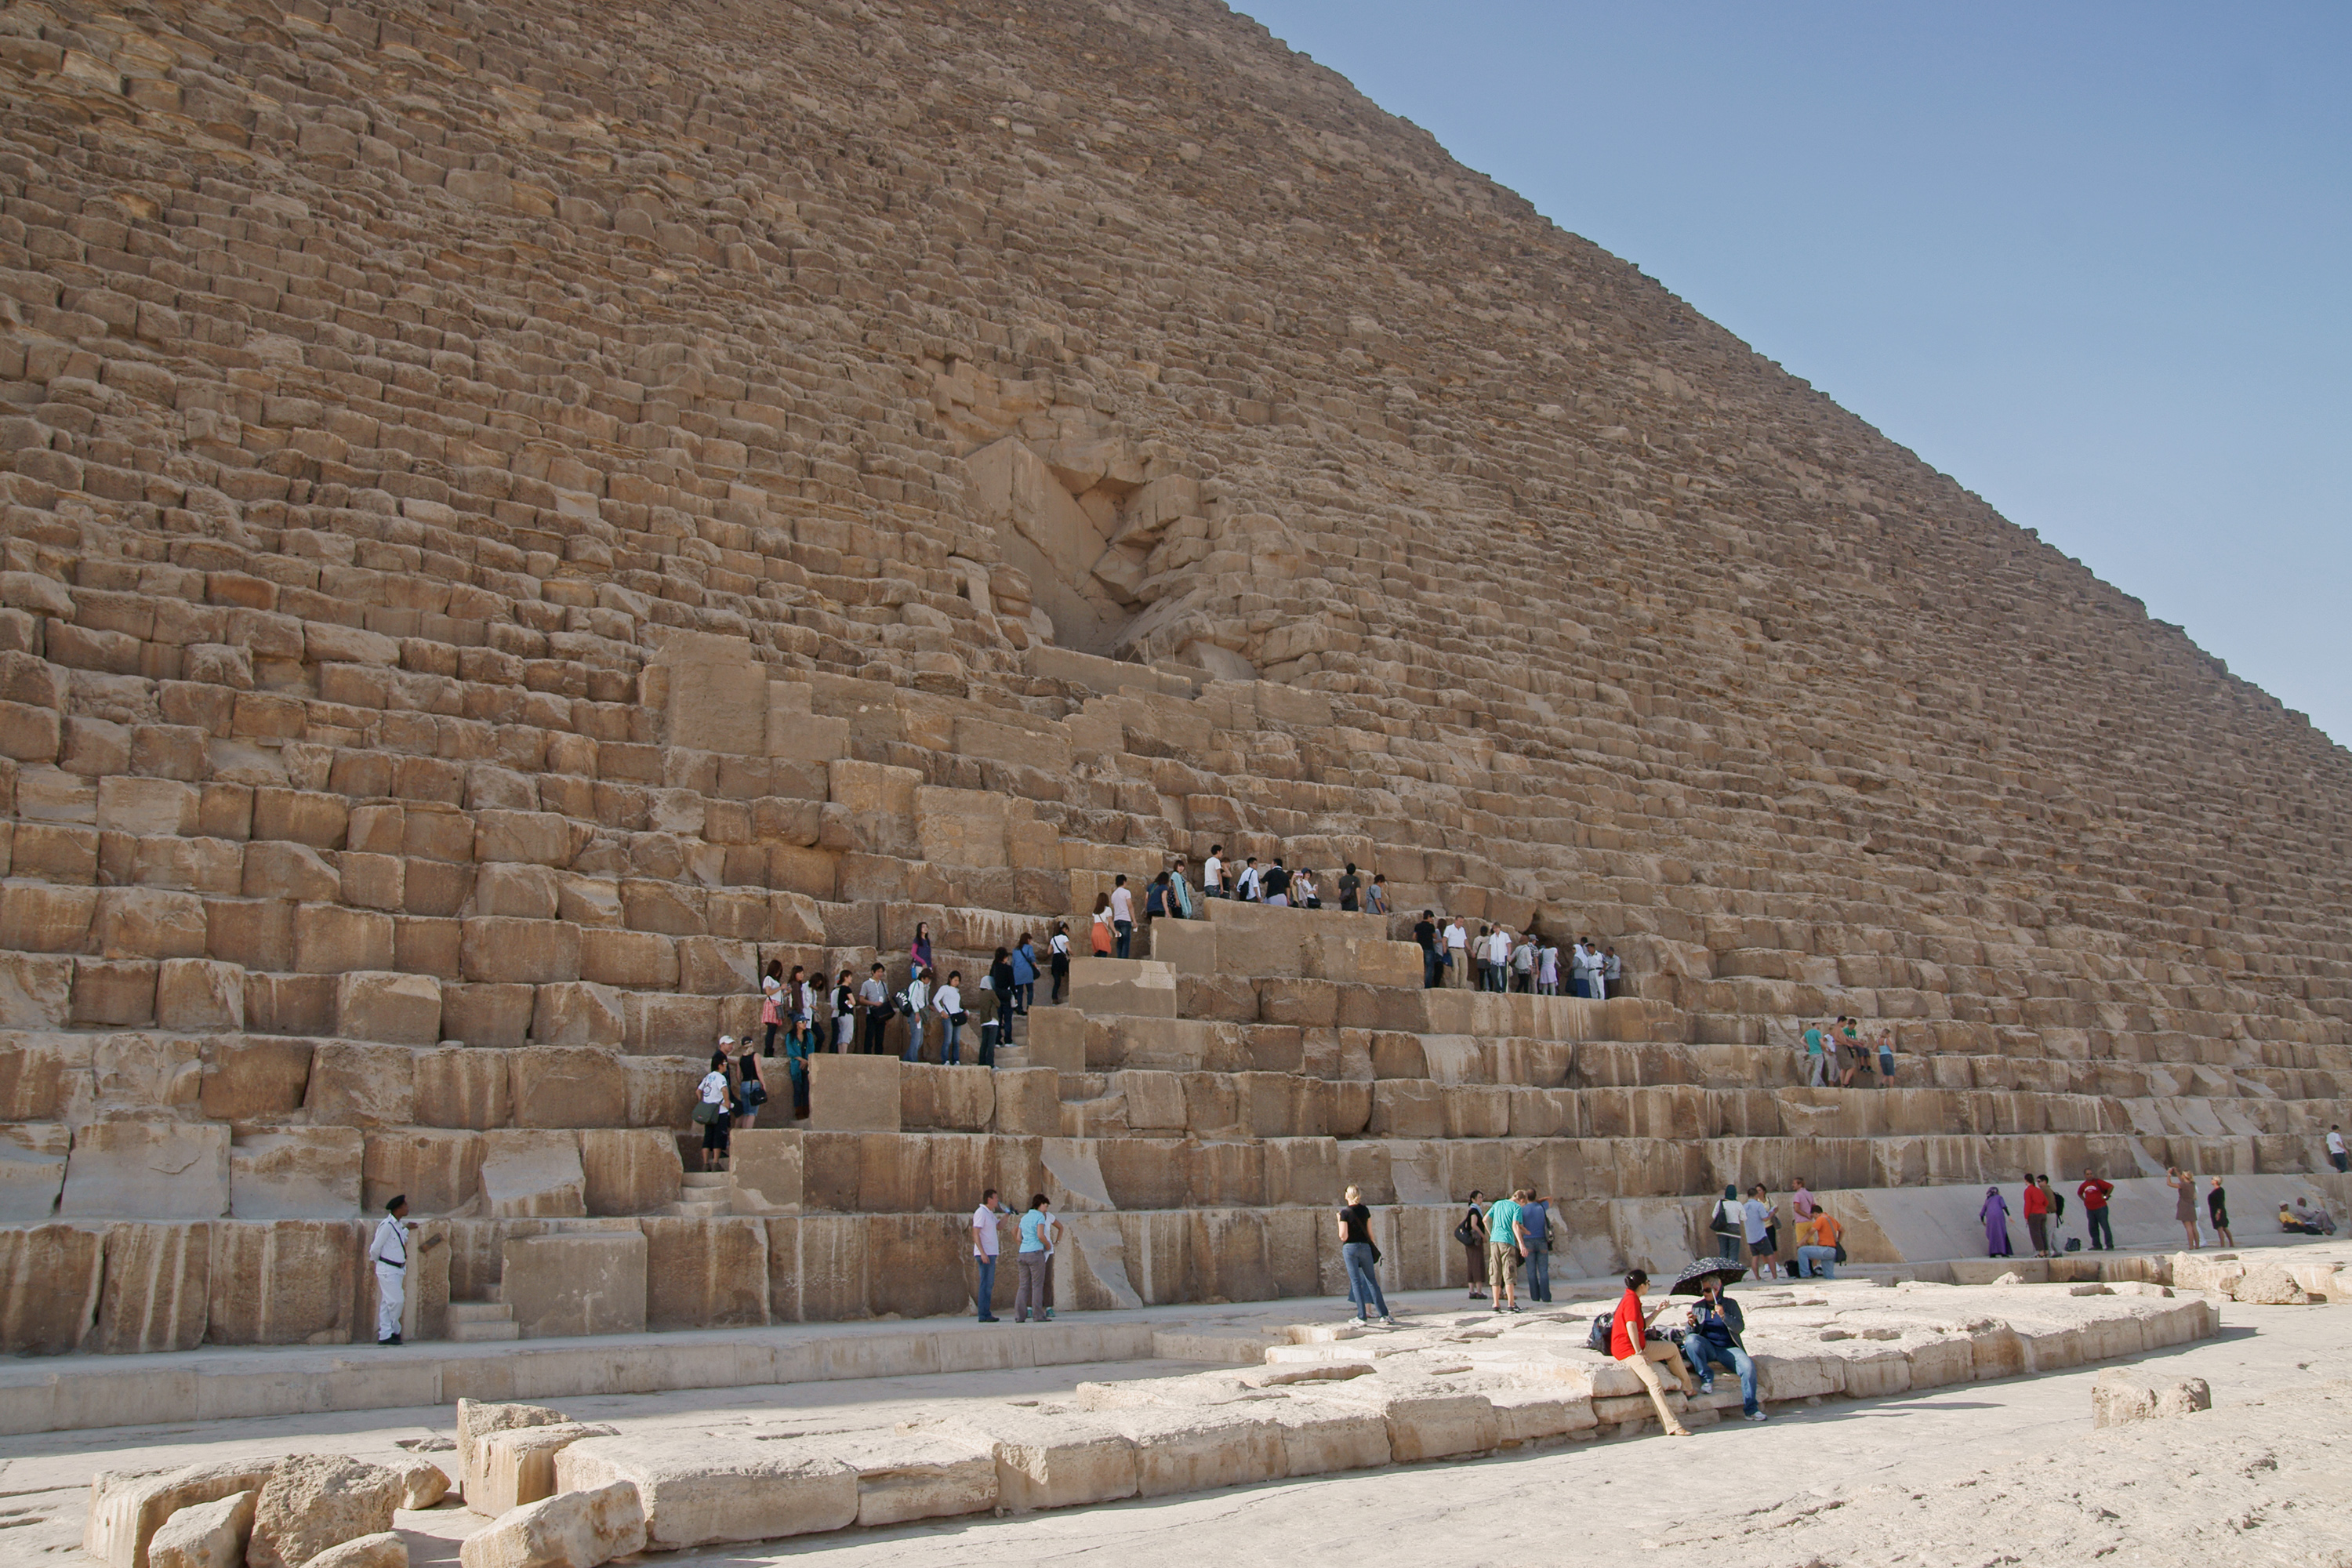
[1236,2,2352,745]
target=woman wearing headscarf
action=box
[1980,1185,2012,1258]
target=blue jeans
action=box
[1524,1247,1551,1301]
[1716,1232,1741,1262]
[902,1014,924,1062]
[1114,920,1133,958]
[2087,1208,2114,1250]
[1797,1245,1838,1279]
[942,1018,961,1065]
[1423,950,1441,989]
[975,1255,997,1319]
[1341,1241,1387,1319]
[1682,1335,1759,1415]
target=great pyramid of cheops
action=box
[0,0,2343,1349]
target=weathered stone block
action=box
[511,1045,627,1127]
[230,1128,363,1218]
[642,1216,770,1327]
[479,1131,586,1218]
[556,1432,855,1550]
[60,1121,230,1219]
[335,971,443,1045]
[245,1453,402,1568]
[579,1128,683,1215]
[530,982,624,1047]
[501,1232,645,1338]
[1068,957,1178,1018]
[808,1054,901,1131]
[456,1479,645,1568]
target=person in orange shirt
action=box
[1795,1209,1844,1279]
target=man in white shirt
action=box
[971,1188,1005,1322]
[2330,1125,2347,1174]
[1203,845,1225,899]
[368,1196,414,1345]
[1236,857,1261,903]
[859,964,891,1054]
[902,970,930,1062]
[1109,875,1135,958]
[1483,927,1511,993]
[1604,948,1624,999]
[1443,917,1468,988]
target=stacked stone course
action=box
[0,0,2346,1349]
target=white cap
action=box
[719,1035,736,1046]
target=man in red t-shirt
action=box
[2078,1167,2115,1251]
[2021,1175,2051,1257]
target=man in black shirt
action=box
[1413,912,1439,989]
[1261,858,1291,906]
[1338,862,1363,912]
[1336,1184,1393,1326]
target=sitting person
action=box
[1679,1273,1766,1422]
[1795,1209,1844,1279]
[2281,1199,2337,1236]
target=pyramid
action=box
[0,0,2344,1352]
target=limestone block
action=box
[292,904,395,974]
[1109,1406,1285,1497]
[443,982,535,1048]
[462,919,582,985]
[1025,1006,1087,1073]
[1272,1397,1392,1476]
[731,1129,804,1212]
[364,1129,483,1216]
[1149,917,1219,974]
[456,1399,572,1502]
[74,959,160,1026]
[415,1047,514,1129]
[230,1128,363,1218]
[656,633,769,756]
[2227,1265,2310,1305]
[332,971,443,1045]
[145,1489,256,1568]
[642,1216,770,1327]
[554,1432,857,1549]
[0,881,98,952]
[902,1061,995,1131]
[60,1121,230,1219]
[85,1221,212,1353]
[0,949,73,1027]
[808,1054,901,1131]
[245,1453,402,1568]
[0,1121,67,1220]
[1069,957,1178,1018]
[474,1422,617,1516]
[580,1128,683,1215]
[622,1058,699,1131]
[399,1463,450,1510]
[456,1480,645,1568]
[93,887,209,959]
[530,982,623,1048]
[0,1224,101,1352]
[992,1067,1062,1135]
[830,1432,998,1527]
[1753,1352,1843,1403]
[205,1220,356,1345]
[476,811,590,869]
[306,1043,417,1127]
[511,1046,627,1127]
[501,1232,644,1337]
[300,1535,406,1568]
[84,1461,278,1568]
[199,1037,314,1120]
[480,1132,586,1218]
[156,959,245,1031]
[1322,1382,1499,1461]
[913,1409,1138,1512]
[2092,1365,2212,1427]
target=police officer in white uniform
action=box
[370,1195,414,1345]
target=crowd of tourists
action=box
[1798,1016,1896,1086]
[1406,913,1627,996]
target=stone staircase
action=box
[446,1301,518,1344]
[670,1171,735,1219]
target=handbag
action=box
[1710,1200,1737,1236]
[691,1099,724,1125]
[1452,1213,1479,1247]
[951,1011,969,1027]
[742,1080,768,1108]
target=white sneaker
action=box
[1745,1410,1769,1422]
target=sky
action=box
[1235,2,2352,746]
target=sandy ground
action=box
[8,1296,2350,1568]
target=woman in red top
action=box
[2022,1175,2051,1258]
[1610,1269,1697,1437]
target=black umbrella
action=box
[1671,1258,1748,1296]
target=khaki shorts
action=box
[1486,1243,1519,1284]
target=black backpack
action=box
[1585,1311,1613,1352]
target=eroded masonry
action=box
[0,0,2346,1351]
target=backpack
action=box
[1585,1312,1613,1353]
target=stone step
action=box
[681,1173,733,1189]
[447,1301,519,1343]
[669,1200,730,1218]
[448,1319,521,1343]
